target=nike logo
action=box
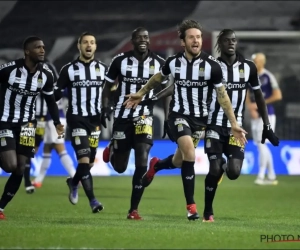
[186,175,194,180]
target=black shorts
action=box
[204,125,245,160]
[67,114,101,163]
[167,112,206,148]
[35,117,46,147]
[0,121,37,158]
[112,115,153,152]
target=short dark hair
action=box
[215,29,235,53]
[77,32,96,44]
[23,36,42,50]
[178,20,202,40]
[131,27,148,39]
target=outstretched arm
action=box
[216,85,238,128]
[253,88,270,125]
[138,72,168,96]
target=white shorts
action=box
[44,118,66,144]
[251,114,276,143]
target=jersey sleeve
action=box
[105,54,121,83]
[210,63,224,88]
[56,64,71,90]
[268,71,280,89]
[45,61,59,82]
[248,61,261,90]
[42,70,55,95]
[160,57,172,77]
[0,61,16,83]
[158,58,169,84]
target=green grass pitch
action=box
[0,175,300,249]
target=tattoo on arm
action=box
[216,85,237,127]
[254,89,270,125]
[139,73,167,96]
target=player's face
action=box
[182,28,202,57]
[78,35,97,60]
[132,30,150,54]
[220,32,237,56]
[27,40,45,63]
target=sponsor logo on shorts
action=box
[205,130,220,140]
[72,128,87,137]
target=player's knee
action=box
[2,161,17,173]
[226,158,243,180]
[113,165,127,174]
[14,165,25,175]
[134,143,151,167]
[76,148,91,161]
[208,156,223,177]
[177,136,195,161]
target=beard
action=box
[186,47,201,57]
[81,53,94,60]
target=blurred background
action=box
[0,0,299,177]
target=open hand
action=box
[123,92,144,109]
[231,125,248,146]
[55,124,65,139]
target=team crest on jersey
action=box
[199,68,204,77]
[239,69,244,78]
[95,67,101,77]
[126,65,132,71]
[149,65,155,75]
[37,78,43,88]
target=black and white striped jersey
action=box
[35,61,58,118]
[56,58,107,117]
[207,54,261,127]
[105,50,168,119]
[161,51,223,117]
[0,58,55,124]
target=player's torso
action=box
[208,59,250,127]
[114,53,163,118]
[259,73,273,99]
[169,53,215,117]
[67,60,106,116]
[0,60,49,123]
[259,72,274,114]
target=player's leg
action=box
[203,128,225,222]
[33,143,53,187]
[24,118,45,193]
[0,125,36,218]
[252,118,268,185]
[82,124,103,213]
[141,119,182,188]
[33,120,55,187]
[67,121,90,206]
[167,116,200,220]
[265,114,277,185]
[0,134,19,219]
[53,118,76,178]
[126,116,153,220]
[109,120,132,173]
[224,134,245,180]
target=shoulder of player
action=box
[111,52,127,63]
[261,68,275,78]
[94,59,108,69]
[244,59,256,69]
[202,52,222,65]
[150,51,166,63]
[0,59,18,71]
[41,63,54,74]
[165,52,181,63]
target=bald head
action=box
[252,53,266,72]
